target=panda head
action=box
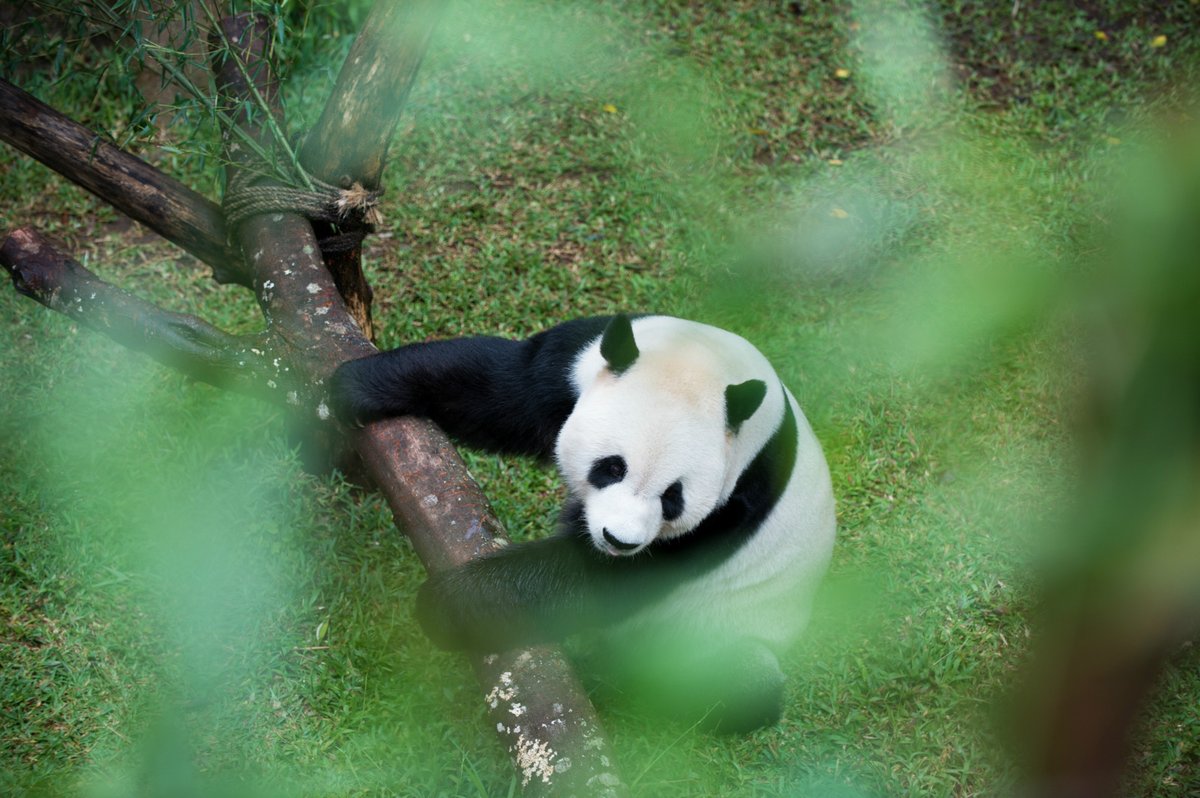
[554,315,769,557]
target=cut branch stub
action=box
[0,78,245,287]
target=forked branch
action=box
[212,13,627,795]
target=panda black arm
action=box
[328,317,613,458]
[415,532,602,651]
[415,501,672,651]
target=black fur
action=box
[416,393,798,651]
[587,455,627,488]
[329,317,613,457]
[333,317,800,731]
[725,379,767,433]
[660,480,684,521]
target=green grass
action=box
[3,0,1200,796]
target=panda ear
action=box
[725,379,767,433]
[600,314,639,374]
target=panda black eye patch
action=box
[660,480,684,521]
[588,455,627,488]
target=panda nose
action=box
[602,528,640,552]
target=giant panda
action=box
[329,314,836,731]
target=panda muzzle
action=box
[602,528,642,553]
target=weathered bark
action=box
[314,229,376,342]
[0,222,626,795]
[357,423,625,796]
[0,227,286,401]
[298,1,440,190]
[0,77,245,286]
[212,14,627,796]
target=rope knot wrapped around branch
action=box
[222,167,384,232]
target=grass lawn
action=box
[2,1,1199,795]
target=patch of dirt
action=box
[935,0,1198,111]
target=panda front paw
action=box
[415,559,540,653]
[327,358,377,428]
[415,570,471,650]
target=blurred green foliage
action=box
[2,0,1199,796]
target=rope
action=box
[223,165,384,233]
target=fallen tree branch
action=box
[0,77,246,287]
[0,226,284,401]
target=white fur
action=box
[554,316,836,650]
[627,390,837,650]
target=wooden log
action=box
[356,423,625,796]
[0,226,283,400]
[0,223,626,798]
[0,77,246,287]
[212,15,627,795]
[297,0,440,190]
